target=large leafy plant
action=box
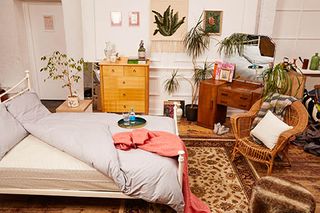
[217,33,263,56]
[262,61,301,98]
[183,15,210,63]
[40,51,84,97]
[152,5,186,36]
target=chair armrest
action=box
[231,111,256,139]
[231,100,262,139]
[273,116,308,152]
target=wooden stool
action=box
[250,176,316,213]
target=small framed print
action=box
[129,12,139,26]
[203,10,223,35]
[43,15,54,31]
[111,11,122,26]
[219,69,231,81]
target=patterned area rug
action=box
[0,139,257,213]
[123,139,257,212]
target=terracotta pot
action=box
[186,104,198,121]
[67,96,79,108]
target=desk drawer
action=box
[124,66,146,77]
[102,66,123,77]
[217,90,252,110]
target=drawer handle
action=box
[221,93,228,96]
[240,104,247,108]
[122,81,126,84]
[133,69,136,72]
[123,105,126,108]
[240,97,248,100]
[112,69,115,72]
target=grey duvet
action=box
[5,92,184,212]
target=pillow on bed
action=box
[5,91,50,124]
[0,104,28,159]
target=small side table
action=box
[56,100,93,113]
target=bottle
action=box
[129,107,136,124]
[309,53,319,70]
[138,40,146,60]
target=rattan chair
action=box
[231,99,308,175]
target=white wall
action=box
[61,0,84,98]
[272,0,320,89]
[0,0,29,88]
[81,0,259,114]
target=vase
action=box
[67,96,79,108]
[309,53,319,70]
[175,103,183,121]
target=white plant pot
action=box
[67,96,79,108]
[175,103,183,121]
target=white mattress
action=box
[0,135,120,191]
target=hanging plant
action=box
[152,5,186,36]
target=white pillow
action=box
[0,104,28,159]
[250,111,293,149]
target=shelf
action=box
[300,69,320,75]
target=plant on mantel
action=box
[40,51,84,107]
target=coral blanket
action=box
[113,129,210,213]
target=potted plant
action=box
[40,51,84,107]
[164,61,213,121]
[262,60,301,98]
[163,14,212,121]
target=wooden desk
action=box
[56,100,93,112]
[197,79,263,129]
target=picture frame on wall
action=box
[129,11,140,26]
[111,11,122,26]
[203,10,223,35]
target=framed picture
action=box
[203,10,223,35]
[111,11,122,26]
[129,11,139,26]
[163,101,175,118]
[43,15,55,31]
[214,61,235,82]
[219,69,231,81]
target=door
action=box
[24,1,67,99]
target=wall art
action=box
[129,11,139,26]
[203,10,223,35]
[111,11,122,26]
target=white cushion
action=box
[250,110,293,149]
[0,104,28,159]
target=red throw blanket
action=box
[113,128,211,213]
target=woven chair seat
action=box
[236,137,272,164]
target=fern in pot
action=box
[40,51,84,107]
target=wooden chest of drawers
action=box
[100,59,149,114]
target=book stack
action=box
[127,57,147,64]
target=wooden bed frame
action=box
[0,70,185,199]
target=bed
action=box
[0,71,186,211]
